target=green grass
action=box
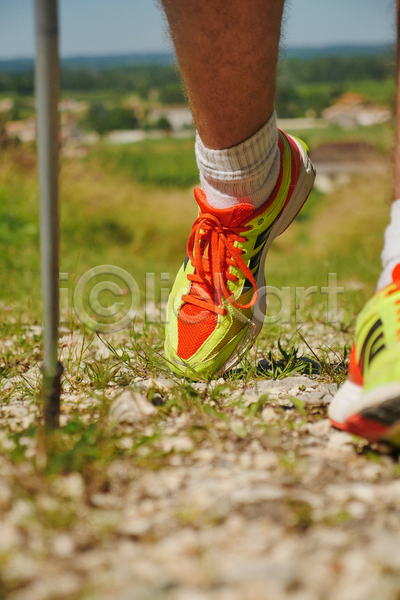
[0,144,199,312]
[89,136,198,188]
[298,78,396,109]
[343,78,396,106]
[286,123,395,155]
[0,124,393,322]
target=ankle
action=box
[195,111,280,210]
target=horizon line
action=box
[0,41,394,63]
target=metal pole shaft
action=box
[395,0,400,199]
[35,0,62,427]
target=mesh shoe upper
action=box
[165,131,314,379]
[328,265,400,442]
[348,264,400,392]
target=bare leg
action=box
[161,0,285,150]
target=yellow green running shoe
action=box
[329,264,400,445]
[164,130,316,380]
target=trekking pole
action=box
[395,0,400,200]
[35,0,63,428]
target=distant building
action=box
[59,99,88,113]
[106,130,147,145]
[5,119,36,142]
[321,93,391,128]
[277,117,327,131]
[0,98,13,113]
[148,106,193,131]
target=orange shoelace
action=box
[181,212,259,316]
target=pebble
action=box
[138,378,174,393]
[109,390,157,424]
[51,533,76,558]
[307,419,331,437]
[53,473,85,501]
[162,436,194,453]
[118,516,152,538]
[0,523,21,551]
[261,406,279,423]
[326,430,355,449]
[253,451,279,470]
[232,485,284,504]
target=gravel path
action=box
[1,323,400,600]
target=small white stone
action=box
[232,485,284,504]
[118,516,152,537]
[2,405,29,420]
[117,436,134,449]
[90,493,122,509]
[8,499,34,526]
[243,393,259,407]
[361,462,382,482]
[53,473,85,500]
[109,389,156,424]
[347,501,367,519]
[162,436,194,453]
[351,483,376,503]
[372,533,400,570]
[327,430,354,449]
[307,419,331,437]
[51,533,75,558]
[30,325,43,336]
[154,378,174,393]
[239,452,252,469]
[3,554,40,587]
[96,345,111,360]
[261,406,279,423]
[59,414,69,427]
[300,391,329,406]
[195,449,214,463]
[0,523,21,551]
[319,383,337,396]
[254,451,278,470]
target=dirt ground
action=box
[1,317,400,600]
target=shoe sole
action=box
[330,381,400,446]
[218,135,316,375]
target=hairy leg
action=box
[161,0,285,150]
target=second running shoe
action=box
[329,264,400,446]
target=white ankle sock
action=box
[195,111,280,210]
[376,199,400,291]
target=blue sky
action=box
[0,0,396,59]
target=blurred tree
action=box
[85,103,110,134]
[156,116,173,131]
[84,104,139,133]
[108,107,139,130]
[159,82,186,104]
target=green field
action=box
[0,124,394,325]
